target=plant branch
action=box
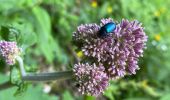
[15,56,73,81]
[0,56,74,91]
[22,71,73,81]
[0,81,14,91]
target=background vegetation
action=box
[0,0,170,100]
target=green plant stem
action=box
[0,81,14,91]
[15,56,73,81]
[0,56,74,91]
[22,71,73,81]
[16,56,26,76]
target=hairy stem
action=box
[15,56,26,76]
[0,81,14,91]
[22,71,73,81]
[15,56,73,81]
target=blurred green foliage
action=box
[0,0,170,100]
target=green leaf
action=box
[32,6,63,63]
[0,26,10,40]
[62,90,74,100]
[32,6,53,62]
[10,67,21,85]
[0,84,58,100]
[160,93,170,100]
[0,73,9,83]
[0,26,19,41]
[13,22,37,49]
[10,66,27,96]
[103,85,117,100]
[124,98,151,100]
[85,95,96,100]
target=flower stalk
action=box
[15,56,73,81]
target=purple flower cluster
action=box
[0,41,21,65]
[73,18,147,96]
[73,63,109,96]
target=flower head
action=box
[91,1,98,8]
[107,6,113,14]
[73,63,109,96]
[154,34,161,41]
[0,41,21,65]
[73,18,147,79]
